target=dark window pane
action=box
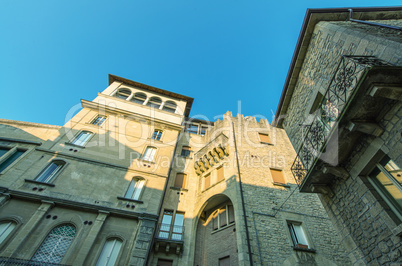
[0,150,24,172]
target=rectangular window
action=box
[124,179,145,200]
[204,173,211,189]
[288,222,309,249]
[270,169,286,184]
[368,157,402,220]
[35,160,66,183]
[258,133,271,144]
[142,147,156,162]
[159,210,173,239]
[219,256,230,266]
[217,166,224,182]
[71,131,92,146]
[158,210,184,241]
[0,147,25,172]
[181,146,191,157]
[152,130,163,141]
[213,204,235,231]
[172,212,184,241]
[91,115,106,126]
[174,173,187,189]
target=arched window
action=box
[96,238,123,266]
[114,88,131,100]
[32,224,76,264]
[147,97,162,109]
[124,178,145,200]
[141,146,156,162]
[71,131,93,146]
[35,160,66,183]
[0,221,16,244]
[131,92,147,105]
[162,101,177,113]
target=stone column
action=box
[73,210,109,265]
[128,218,156,266]
[1,200,54,257]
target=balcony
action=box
[154,223,184,254]
[291,55,401,193]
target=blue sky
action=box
[1,0,400,126]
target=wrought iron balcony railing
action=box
[0,256,67,266]
[291,55,392,187]
[156,223,184,242]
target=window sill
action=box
[212,222,235,234]
[178,155,192,159]
[117,197,144,204]
[170,187,188,192]
[65,142,86,148]
[273,182,291,188]
[25,179,55,187]
[293,247,316,253]
[137,159,155,164]
[260,142,274,146]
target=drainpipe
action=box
[232,121,254,266]
[348,9,402,31]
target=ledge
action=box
[211,222,235,234]
[293,247,316,253]
[170,187,188,192]
[24,179,55,187]
[260,142,274,146]
[117,197,144,204]
[273,182,291,188]
[65,142,86,148]
[0,137,42,146]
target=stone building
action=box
[274,7,402,265]
[0,73,350,265]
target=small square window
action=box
[142,146,157,162]
[270,169,286,184]
[152,130,163,141]
[91,115,106,126]
[288,222,309,249]
[204,173,211,189]
[181,146,191,157]
[174,173,187,189]
[258,133,271,144]
[217,166,224,182]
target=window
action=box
[142,147,156,162]
[258,133,271,144]
[181,146,191,157]
[217,166,224,182]
[131,92,147,105]
[204,173,211,189]
[158,210,184,241]
[270,169,286,185]
[71,131,93,146]
[309,92,324,114]
[368,157,402,220]
[157,259,173,266]
[219,256,230,266]
[35,160,66,183]
[152,130,163,141]
[213,204,234,231]
[96,238,122,266]
[32,224,76,264]
[162,101,177,113]
[147,97,162,109]
[185,123,199,134]
[0,147,25,172]
[288,222,309,249]
[200,125,208,136]
[114,88,131,100]
[91,115,106,126]
[124,178,145,200]
[174,173,187,189]
[0,221,16,244]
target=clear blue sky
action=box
[1,0,400,125]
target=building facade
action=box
[0,73,350,265]
[274,7,402,265]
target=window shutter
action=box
[217,166,224,182]
[270,169,285,184]
[219,207,227,227]
[205,174,210,189]
[259,133,271,144]
[174,173,186,188]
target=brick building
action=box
[274,7,402,265]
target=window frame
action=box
[174,173,187,189]
[152,130,163,141]
[141,146,157,162]
[131,92,147,105]
[114,88,132,100]
[158,210,185,241]
[147,96,162,109]
[258,133,272,145]
[124,178,145,201]
[0,146,27,174]
[162,100,177,113]
[91,115,106,126]
[0,220,17,246]
[287,221,310,250]
[180,146,191,157]
[270,168,286,185]
[95,237,123,266]
[71,131,93,147]
[34,159,66,184]
[212,204,235,232]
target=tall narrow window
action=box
[147,97,162,109]
[152,130,163,141]
[142,147,156,162]
[258,133,271,144]
[0,147,25,172]
[35,160,66,183]
[368,157,402,220]
[288,222,309,249]
[217,166,224,182]
[114,89,131,100]
[204,173,211,189]
[162,101,177,113]
[124,178,145,200]
[32,224,76,264]
[71,131,93,146]
[159,210,173,239]
[270,169,286,185]
[0,221,16,244]
[171,212,184,241]
[91,116,106,126]
[174,173,187,189]
[212,204,234,231]
[96,238,122,266]
[131,92,147,105]
[181,146,191,157]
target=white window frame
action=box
[71,131,93,147]
[287,222,309,249]
[141,147,156,162]
[124,178,145,200]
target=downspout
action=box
[145,131,181,265]
[231,121,254,266]
[348,9,402,31]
